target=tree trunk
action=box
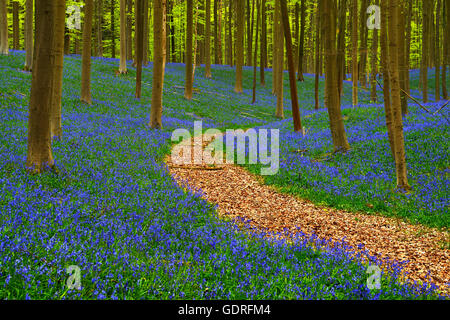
[12,1,19,50]
[351,0,358,106]
[205,0,212,78]
[252,0,260,104]
[227,0,233,66]
[150,0,166,129]
[435,0,440,101]
[358,0,368,88]
[380,0,395,158]
[135,0,144,99]
[337,0,347,99]
[443,0,449,99]
[143,0,149,65]
[405,0,412,94]
[81,0,94,105]
[234,0,244,93]
[126,0,132,60]
[50,1,66,140]
[420,0,430,103]
[323,0,350,153]
[119,0,127,73]
[297,0,305,81]
[280,0,302,133]
[259,0,266,86]
[111,0,116,58]
[314,1,320,110]
[185,0,194,100]
[387,0,410,191]
[97,0,103,57]
[246,0,252,66]
[24,0,33,71]
[370,0,378,103]
[0,0,8,55]
[27,0,60,172]
[398,0,407,115]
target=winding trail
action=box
[165,132,450,296]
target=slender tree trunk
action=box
[119,0,127,73]
[370,0,378,103]
[272,0,280,96]
[64,27,71,55]
[380,0,395,157]
[81,0,94,105]
[185,0,194,100]
[252,0,260,104]
[51,1,66,140]
[235,0,244,93]
[259,0,265,86]
[280,0,302,133]
[27,0,60,172]
[337,0,347,99]
[214,0,219,64]
[435,0,440,101]
[358,0,368,88]
[246,0,252,66]
[421,0,430,103]
[294,2,299,75]
[398,0,407,115]
[443,0,449,99]
[24,0,33,71]
[12,1,19,50]
[405,0,412,94]
[143,0,149,65]
[205,0,212,78]
[97,0,103,57]
[150,0,166,129]
[351,0,358,106]
[323,0,349,152]
[126,0,132,60]
[0,0,8,55]
[387,0,410,191]
[135,0,144,99]
[314,1,320,110]
[297,0,305,81]
[111,0,116,58]
[227,0,233,66]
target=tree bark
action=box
[205,0,212,78]
[234,0,244,93]
[297,0,305,81]
[435,0,440,101]
[314,1,320,110]
[398,0,407,115]
[280,0,302,133]
[24,0,33,71]
[420,0,430,103]
[259,0,266,86]
[135,0,144,99]
[351,0,358,106]
[0,0,8,55]
[443,0,449,99]
[111,0,116,58]
[323,0,350,152]
[12,1,19,50]
[81,0,94,105]
[27,0,60,172]
[119,0,127,73]
[252,0,260,104]
[185,0,194,99]
[370,0,378,103]
[150,0,166,129]
[51,1,66,140]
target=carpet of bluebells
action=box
[0,51,447,299]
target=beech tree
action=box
[24,0,34,71]
[150,0,166,129]
[119,0,127,74]
[185,0,194,100]
[205,0,212,78]
[27,0,65,172]
[0,0,8,55]
[322,0,349,153]
[351,0,357,106]
[81,0,94,105]
[234,0,244,93]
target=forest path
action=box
[165,132,450,296]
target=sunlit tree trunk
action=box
[434,0,440,101]
[274,0,284,117]
[259,0,266,86]
[370,0,378,103]
[126,0,132,60]
[12,1,19,50]
[398,0,407,115]
[27,0,62,173]
[150,0,166,129]
[280,0,302,132]
[97,0,103,57]
[420,0,430,103]
[358,0,368,88]
[337,0,347,99]
[81,0,94,105]
[185,0,194,99]
[143,0,149,65]
[297,0,305,81]
[135,0,144,99]
[246,0,252,66]
[387,0,410,191]
[0,0,8,55]
[443,0,449,99]
[111,0,116,58]
[119,0,127,73]
[51,1,66,140]
[351,0,358,106]
[323,0,350,153]
[252,0,260,103]
[314,0,320,110]
[205,0,212,78]
[234,0,244,93]
[24,0,33,71]
[405,0,412,95]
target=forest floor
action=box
[0,51,448,299]
[167,132,450,295]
